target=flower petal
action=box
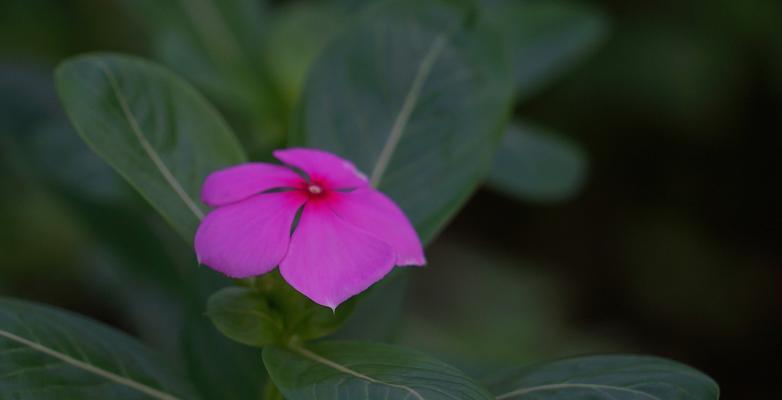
[195,191,307,278]
[328,188,426,266]
[201,163,303,207]
[279,201,395,309]
[273,147,368,189]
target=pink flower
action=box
[195,148,426,309]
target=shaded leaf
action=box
[181,304,266,400]
[121,0,287,155]
[264,2,346,107]
[488,121,587,203]
[263,340,494,400]
[482,0,608,100]
[121,0,268,108]
[55,53,246,242]
[330,270,409,341]
[294,0,514,243]
[486,355,719,400]
[0,298,197,400]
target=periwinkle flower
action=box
[195,148,425,309]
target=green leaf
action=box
[55,53,246,242]
[487,121,587,203]
[482,1,608,100]
[263,340,494,400]
[0,298,197,400]
[294,1,514,243]
[206,287,284,347]
[486,355,720,400]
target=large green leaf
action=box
[55,53,246,242]
[0,298,197,400]
[487,121,587,203]
[482,1,608,100]
[263,340,494,400]
[293,0,514,243]
[486,355,719,400]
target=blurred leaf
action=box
[263,340,494,400]
[264,2,346,107]
[206,287,283,347]
[122,0,267,106]
[0,298,197,399]
[294,0,514,243]
[399,238,605,368]
[181,306,266,400]
[487,121,587,203]
[55,53,246,242]
[27,121,128,204]
[122,0,286,155]
[177,265,267,400]
[482,0,608,100]
[485,355,719,400]
[0,65,60,135]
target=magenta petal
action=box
[195,191,307,278]
[273,148,368,189]
[329,188,426,266]
[201,163,303,207]
[279,201,395,309]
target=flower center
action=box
[308,184,323,195]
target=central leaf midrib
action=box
[289,344,425,400]
[98,61,205,221]
[369,33,448,187]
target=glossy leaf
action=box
[0,298,197,400]
[486,355,719,400]
[294,1,514,243]
[206,287,283,347]
[488,121,587,203]
[482,0,608,100]
[263,340,494,400]
[55,53,246,242]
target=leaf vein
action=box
[97,61,205,221]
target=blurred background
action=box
[1,0,780,398]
